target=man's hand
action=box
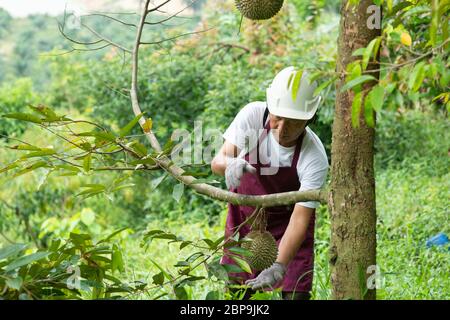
[245,262,286,290]
[225,158,256,189]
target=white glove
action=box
[245,262,286,290]
[225,157,256,189]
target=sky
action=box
[0,0,188,18]
[0,0,78,17]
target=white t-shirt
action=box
[223,101,329,209]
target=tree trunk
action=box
[329,0,381,300]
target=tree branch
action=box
[127,0,329,207]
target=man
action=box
[211,66,329,300]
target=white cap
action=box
[266,66,322,120]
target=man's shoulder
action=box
[235,101,266,127]
[302,128,329,166]
[240,101,266,114]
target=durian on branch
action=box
[131,0,328,208]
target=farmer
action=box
[211,66,329,300]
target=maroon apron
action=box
[221,121,315,293]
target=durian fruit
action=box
[242,230,278,271]
[235,0,284,20]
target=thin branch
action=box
[58,22,104,46]
[131,0,162,152]
[40,44,112,57]
[51,154,159,171]
[144,0,198,25]
[140,27,215,45]
[82,13,137,28]
[81,21,132,53]
[147,0,172,14]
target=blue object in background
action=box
[426,233,450,250]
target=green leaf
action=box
[202,239,216,249]
[0,244,27,260]
[119,113,144,138]
[149,258,173,280]
[362,37,381,71]
[152,272,165,285]
[150,174,166,190]
[28,105,59,121]
[83,154,92,173]
[2,113,42,124]
[291,70,303,102]
[13,161,49,178]
[174,285,188,300]
[76,184,106,198]
[69,232,92,246]
[5,251,50,272]
[77,131,116,142]
[172,183,184,203]
[368,85,385,112]
[314,77,336,96]
[364,95,375,128]
[21,149,56,159]
[110,183,135,193]
[408,62,426,92]
[229,246,252,257]
[222,263,244,274]
[128,141,147,157]
[229,255,252,274]
[341,75,377,92]
[6,276,23,290]
[351,48,366,57]
[206,290,220,300]
[97,228,130,245]
[160,139,175,156]
[174,261,190,268]
[207,260,229,281]
[112,244,124,273]
[79,142,91,152]
[387,1,414,18]
[8,144,42,151]
[351,92,363,128]
[0,161,21,174]
[179,241,192,250]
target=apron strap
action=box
[256,120,271,165]
[263,106,269,127]
[291,130,306,168]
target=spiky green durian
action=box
[235,0,284,20]
[242,231,278,271]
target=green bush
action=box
[0,78,38,138]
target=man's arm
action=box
[211,141,240,176]
[276,204,314,266]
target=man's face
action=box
[269,113,307,147]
